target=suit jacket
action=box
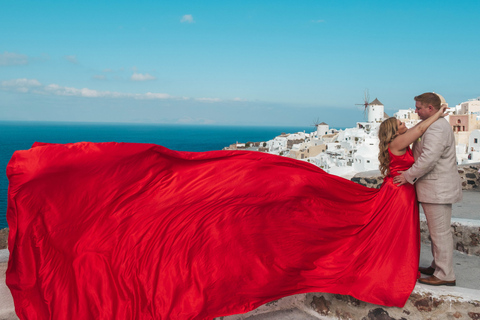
[403,118,462,204]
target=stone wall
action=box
[420,219,480,257]
[451,220,480,256]
[0,228,7,250]
[304,289,480,320]
[459,163,480,189]
[351,162,480,190]
[218,288,480,320]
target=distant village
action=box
[224,97,480,179]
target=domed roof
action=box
[368,98,383,106]
[434,92,447,105]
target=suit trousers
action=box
[421,203,455,281]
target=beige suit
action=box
[403,117,462,281]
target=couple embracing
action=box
[380,92,462,286]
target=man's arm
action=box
[401,121,446,185]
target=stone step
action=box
[219,285,480,320]
[448,189,480,221]
[0,250,16,320]
[419,242,480,291]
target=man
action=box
[394,92,462,286]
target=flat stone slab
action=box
[421,188,480,220]
[0,261,17,320]
[241,309,319,320]
[452,188,480,220]
[420,243,480,290]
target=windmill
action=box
[355,89,370,119]
[311,117,329,137]
[311,117,321,128]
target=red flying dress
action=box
[6,142,419,319]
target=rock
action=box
[0,228,8,250]
[364,308,395,320]
[471,234,479,246]
[414,298,432,312]
[469,312,480,319]
[334,294,362,307]
[311,295,331,316]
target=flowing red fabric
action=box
[6,142,419,319]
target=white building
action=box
[458,98,480,115]
[394,109,413,120]
[351,136,380,172]
[266,132,308,154]
[316,122,329,137]
[266,136,288,153]
[463,130,480,163]
[302,98,386,177]
[469,130,480,151]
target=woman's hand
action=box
[439,105,448,117]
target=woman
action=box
[6,108,446,319]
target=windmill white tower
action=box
[312,118,329,138]
[367,98,384,123]
[316,122,329,137]
[355,91,385,123]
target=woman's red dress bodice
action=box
[388,146,415,177]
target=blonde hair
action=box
[378,117,398,177]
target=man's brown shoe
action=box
[418,276,456,286]
[418,266,435,276]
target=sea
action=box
[0,121,313,229]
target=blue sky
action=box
[1,0,479,128]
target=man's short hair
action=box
[414,92,441,110]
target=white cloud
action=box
[1,78,41,93]
[44,84,86,96]
[1,78,41,87]
[64,55,78,64]
[181,14,194,23]
[1,78,171,100]
[139,92,172,99]
[0,51,29,66]
[0,78,237,105]
[131,72,156,81]
[196,97,221,102]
